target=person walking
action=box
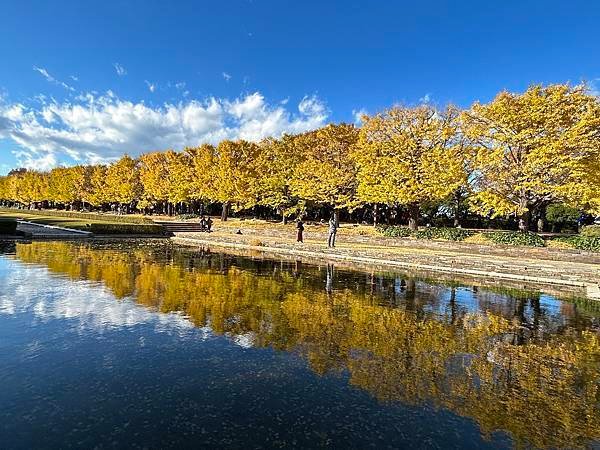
[327,215,338,248]
[296,219,304,243]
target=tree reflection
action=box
[13,241,600,449]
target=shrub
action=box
[546,204,580,231]
[413,228,437,240]
[377,225,474,241]
[0,207,154,224]
[414,227,474,241]
[88,223,165,235]
[0,218,17,235]
[375,225,413,238]
[553,236,600,252]
[581,225,600,238]
[484,231,546,247]
[177,214,200,220]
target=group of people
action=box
[295,216,339,248]
[199,215,213,232]
[196,214,339,246]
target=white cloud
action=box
[0,90,329,170]
[113,62,127,76]
[13,150,58,171]
[145,80,156,92]
[70,75,79,82]
[222,72,232,82]
[352,108,367,124]
[33,66,75,92]
[419,93,432,104]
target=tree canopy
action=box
[1,83,598,229]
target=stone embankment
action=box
[16,221,91,239]
[172,226,600,300]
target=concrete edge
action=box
[18,220,93,235]
[172,236,600,300]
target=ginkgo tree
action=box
[255,135,302,223]
[463,83,600,231]
[212,140,261,221]
[353,105,467,230]
[1,83,599,230]
[290,123,360,223]
[104,155,142,210]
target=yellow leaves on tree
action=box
[354,105,467,229]
[105,155,142,205]
[253,135,301,220]
[463,83,600,229]
[290,123,360,214]
[212,140,261,220]
[187,144,218,203]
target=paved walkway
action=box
[173,228,600,300]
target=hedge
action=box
[0,207,154,224]
[581,225,600,238]
[483,231,546,247]
[376,225,474,241]
[414,227,474,241]
[375,225,413,237]
[87,223,166,235]
[553,236,600,252]
[0,218,17,235]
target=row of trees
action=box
[1,83,599,231]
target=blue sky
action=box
[0,0,599,173]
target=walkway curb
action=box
[172,236,599,300]
[17,220,92,236]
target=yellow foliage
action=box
[463,83,600,220]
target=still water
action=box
[1,240,599,449]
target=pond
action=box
[1,240,599,449]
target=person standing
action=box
[296,219,304,243]
[327,216,338,248]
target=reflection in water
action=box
[3,240,600,449]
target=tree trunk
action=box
[408,203,419,231]
[221,201,230,221]
[373,204,378,227]
[537,217,545,233]
[333,209,340,227]
[518,210,530,232]
[536,204,547,233]
[453,191,461,227]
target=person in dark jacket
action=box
[296,219,304,243]
[327,216,338,248]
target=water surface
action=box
[1,240,599,449]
